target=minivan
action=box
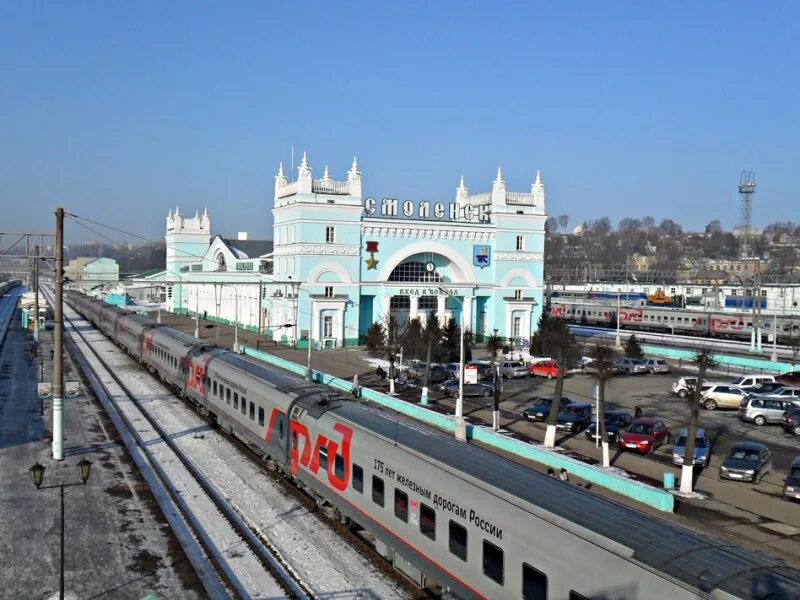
[731,375,776,390]
[738,396,800,426]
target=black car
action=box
[522,397,574,422]
[585,410,634,443]
[556,403,593,432]
[441,380,493,398]
[781,407,800,436]
[719,441,772,484]
[783,455,800,501]
[582,360,620,375]
[749,381,787,395]
[778,371,800,387]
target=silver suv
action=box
[738,396,800,426]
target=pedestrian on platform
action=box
[352,373,360,398]
[376,366,387,385]
[559,468,570,482]
[634,405,643,418]
[546,468,555,477]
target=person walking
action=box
[559,468,570,482]
[352,373,360,398]
[546,468,555,477]
[634,405,643,418]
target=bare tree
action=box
[421,312,442,404]
[558,214,569,233]
[585,341,616,467]
[542,318,580,448]
[680,348,718,493]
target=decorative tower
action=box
[491,166,507,209]
[531,169,546,209]
[165,206,211,312]
[455,175,469,213]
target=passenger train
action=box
[551,300,800,344]
[0,279,21,298]
[66,290,800,599]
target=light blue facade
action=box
[268,155,546,347]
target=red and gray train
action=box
[551,301,800,343]
[66,291,800,600]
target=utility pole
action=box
[33,244,39,342]
[53,208,64,461]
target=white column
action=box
[409,295,419,321]
[463,296,474,331]
[436,296,446,319]
[338,308,345,346]
[311,305,320,343]
[381,295,392,319]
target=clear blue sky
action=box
[2,2,798,243]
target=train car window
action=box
[449,521,467,561]
[248,401,254,420]
[258,407,265,426]
[319,446,328,471]
[334,454,344,480]
[482,540,504,585]
[372,476,384,507]
[279,420,285,440]
[522,563,548,599]
[352,464,363,493]
[233,392,239,410]
[213,380,217,396]
[394,489,409,523]
[225,387,230,404]
[241,398,247,415]
[420,503,436,540]
[569,593,589,600]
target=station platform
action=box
[0,300,204,599]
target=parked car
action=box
[555,403,593,432]
[739,396,800,426]
[719,441,772,484]
[584,410,633,443]
[522,396,574,422]
[783,455,800,501]
[528,360,563,379]
[781,407,800,436]
[671,377,720,399]
[643,359,671,374]
[441,380,493,398]
[615,358,648,375]
[499,361,528,379]
[582,360,620,375]
[672,428,711,467]
[619,418,670,454]
[731,374,776,390]
[701,384,747,410]
[748,381,788,395]
[777,371,800,386]
[748,386,800,400]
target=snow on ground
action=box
[66,309,408,599]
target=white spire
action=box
[456,174,469,200]
[323,165,331,180]
[175,205,181,217]
[168,208,172,219]
[348,155,361,178]
[275,161,288,189]
[495,166,504,184]
[277,161,285,178]
[297,151,311,180]
[532,168,545,207]
[195,210,199,219]
[535,169,542,185]
[203,207,208,218]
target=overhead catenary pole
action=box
[33,244,39,342]
[52,208,64,461]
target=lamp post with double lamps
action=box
[28,459,93,600]
[438,287,467,442]
[230,286,241,354]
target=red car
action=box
[777,371,800,386]
[528,360,565,379]
[619,418,670,454]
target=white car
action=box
[644,359,670,374]
[499,361,528,378]
[701,384,748,410]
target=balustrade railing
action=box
[312,179,350,195]
[506,192,536,205]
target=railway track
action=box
[42,285,313,600]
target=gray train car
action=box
[116,312,160,359]
[142,327,201,390]
[288,397,800,599]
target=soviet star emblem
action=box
[365,254,379,270]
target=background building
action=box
[66,256,119,294]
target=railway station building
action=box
[163,154,547,348]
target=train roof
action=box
[328,400,800,598]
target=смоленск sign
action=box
[363,197,490,223]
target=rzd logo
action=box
[185,356,207,394]
[290,421,353,491]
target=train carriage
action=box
[142,327,201,390]
[116,312,159,359]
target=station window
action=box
[325,226,335,243]
[394,489,409,523]
[334,454,344,480]
[516,235,524,251]
[258,406,265,426]
[522,563,548,600]
[449,521,468,561]
[420,503,436,540]
[353,464,364,493]
[323,315,333,338]
[319,446,328,471]
[514,289,523,300]
[372,475,384,507]
[483,540,504,585]
[249,401,254,421]
[233,392,239,410]
[324,286,334,298]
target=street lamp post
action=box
[439,287,467,442]
[29,459,93,600]
[771,315,778,363]
[614,291,622,350]
[194,286,200,339]
[231,286,240,354]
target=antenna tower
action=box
[738,171,756,259]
